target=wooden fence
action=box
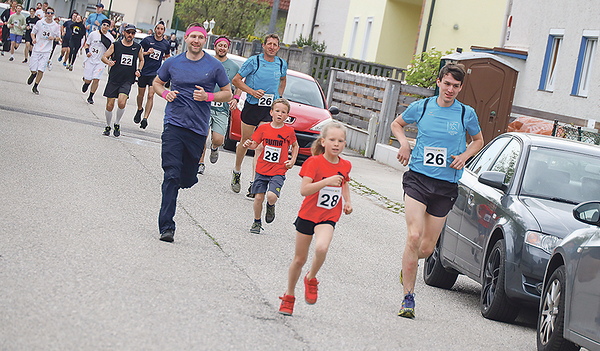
[325,68,434,157]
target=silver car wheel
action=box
[539,278,560,345]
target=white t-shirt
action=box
[35,9,44,19]
[32,19,60,53]
[86,30,115,65]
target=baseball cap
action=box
[101,18,110,25]
[124,24,136,32]
[96,3,104,8]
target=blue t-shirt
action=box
[403,97,481,183]
[157,51,230,136]
[237,53,287,105]
[85,13,108,33]
[140,35,170,76]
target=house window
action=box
[360,17,373,61]
[571,30,598,97]
[539,29,564,92]
[348,17,359,57]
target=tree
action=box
[175,0,271,39]
[405,48,453,89]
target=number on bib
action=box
[149,51,161,60]
[423,146,447,168]
[120,54,133,66]
[258,94,274,107]
[317,186,342,210]
[263,145,281,163]
[91,47,99,54]
[211,101,223,108]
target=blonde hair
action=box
[271,98,290,113]
[311,120,347,156]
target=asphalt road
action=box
[0,50,538,350]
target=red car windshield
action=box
[282,75,325,109]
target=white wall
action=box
[283,0,350,55]
[503,0,600,120]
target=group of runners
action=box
[5,5,485,318]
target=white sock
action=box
[115,107,125,125]
[105,109,112,127]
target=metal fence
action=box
[552,120,600,145]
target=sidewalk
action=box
[341,148,407,214]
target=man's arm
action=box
[278,75,286,97]
[101,43,115,65]
[390,114,411,167]
[136,48,144,76]
[232,73,264,100]
[450,132,484,170]
[153,76,179,102]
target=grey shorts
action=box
[209,108,229,136]
[251,173,285,197]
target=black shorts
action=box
[24,31,32,43]
[402,169,458,218]
[294,217,336,236]
[138,74,156,88]
[61,37,70,48]
[241,101,272,126]
[103,80,133,99]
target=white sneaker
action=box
[47,60,53,71]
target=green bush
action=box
[405,48,453,89]
[293,34,327,53]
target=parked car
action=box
[423,132,600,322]
[222,60,339,162]
[133,31,148,45]
[536,201,600,351]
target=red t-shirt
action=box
[252,123,297,176]
[297,154,352,223]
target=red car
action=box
[223,69,339,162]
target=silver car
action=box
[537,201,600,351]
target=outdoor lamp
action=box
[209,18,215,35]
[203,20,209,30]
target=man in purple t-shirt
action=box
[152,22,231,243]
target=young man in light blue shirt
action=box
[85,3,108,34]
[391,63,484,319]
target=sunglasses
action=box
[46,11,54,14]
[101,23,109,26]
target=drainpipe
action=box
[499,0,513,47]
[421,0,436,57]
[309,0,320,40]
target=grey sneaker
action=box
[198,163,205,175]
[265,204,275,223]
[250,222,263,234]
[209,146,219,164]
[231,171,241,193]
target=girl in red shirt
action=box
[279,121,353,316]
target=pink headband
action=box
[185,26,207,38]
[215,37,230,46]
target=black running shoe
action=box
[103,126,111,136]
[160,229,174,242]
[140,118,148,129]
[82,82,90,93]
[87,97,94,104]
[27,73,36,85]
[133,109,143,124]
[32,86,39,95]
[113,124,120,137]
[265,204,275,223]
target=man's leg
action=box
[24,42,31,61]
[401,195,447,295]
[159,124,184,236]
[140,85,154,128]
[134,85,145,123]
[235,121,256,172]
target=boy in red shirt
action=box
[243,98,299,233]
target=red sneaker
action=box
[304,272,319,304]
[279,294,295,315]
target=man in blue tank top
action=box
[391,63,484,319]
[153,23,231,243]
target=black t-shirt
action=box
[70,22,85,41]
[108,39,141,84]
[169,39,178,53]
[26,15,39,34]
[109,28,118,40]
